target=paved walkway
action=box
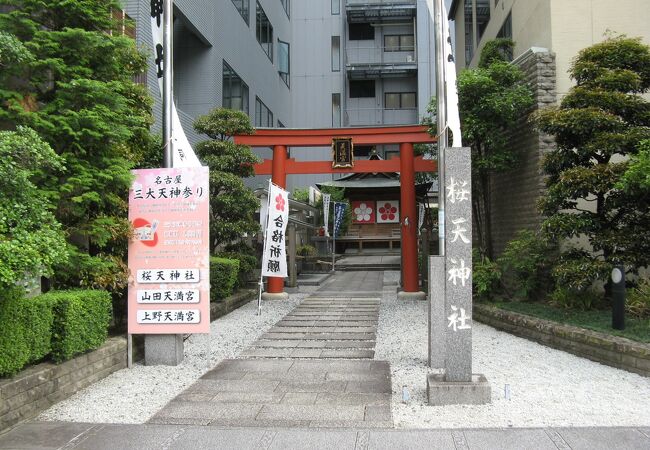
[2,422,649,449]
[147,271,392,428]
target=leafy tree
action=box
[448,39,534,258]
[0,1,154,291]
[535,36,650,295]
[193,108,260,252]
[619,139,650,191]
[0,127,67,292]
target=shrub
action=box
[297,245,317,257]
[627,277,650,319]
[549,287,601,311]
[497,230,555,300]
[472,249,501,301]
[210,257,240,301]
[41,290,112,362]
[216,251,256,289]
[551,249,611,293]
[0,288,56,376]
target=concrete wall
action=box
[549,0,650,98]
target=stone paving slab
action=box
[6,421,650,449]
[149,358,392,428]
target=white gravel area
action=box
[376,287,650,428]
[38,291,311,424]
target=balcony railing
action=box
[346,0,416,5]
[346,46,416,66]
[346,107,418,126]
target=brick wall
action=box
[474,304,650,377]
[0,337,127,432]
[489,50,557,256]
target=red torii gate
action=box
[234,125,437,298]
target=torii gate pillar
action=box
[262,145,290,301]
[398,142,426,300]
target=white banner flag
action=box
[322,193,331,237]
[442,1,462,148]
[261,183,289,277]
[150,3,202,167]
[418,203,426,233]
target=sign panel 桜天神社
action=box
[128,167,210,334]
[261,183,289,278]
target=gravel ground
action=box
[375,283,650,429]
[38,291,310,424]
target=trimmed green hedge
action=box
[216,251,257,288]
[210,257,239,302]
[0,289,111,376]
[0,288,54,376]
[41,290,112,362]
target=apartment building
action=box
[450,0,650,97]
[124,0,439,191]
[448,0,650,255]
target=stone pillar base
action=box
[145,334,183,366]
[427,373,491,405]
[261,292,290,300]
[397,291,426,301]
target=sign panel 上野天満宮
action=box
[128,167,210,334]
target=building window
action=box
[464,0,474,65]
[497,12,512,39]
[331,36,340,72]
[349,23,374,40]
[255,97,273,127]
[280,0,290,18]
[332,93,341,127]
[231,0,249,25]
[496,12,513,60]
[385,92,416,109]
[384,35,414,52]
[256,1,273,61]
[278,39,290,87]
[222,61,249,114]
[331,0,340,15]
[350,80,375,98]
[476,0,490,42]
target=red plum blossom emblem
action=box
[275,194,285,212]
[379,203,397,221]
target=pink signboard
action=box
[128,167,210,334]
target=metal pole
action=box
[331,203,336,272]
[162,0,173,168]
[434,0,447,256]
[611,265,626,330]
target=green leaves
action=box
[193,108,260,251]
[0,127,67,288]
[444,39,534,257]
[0,2,154,292]
[537,36,650,293]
